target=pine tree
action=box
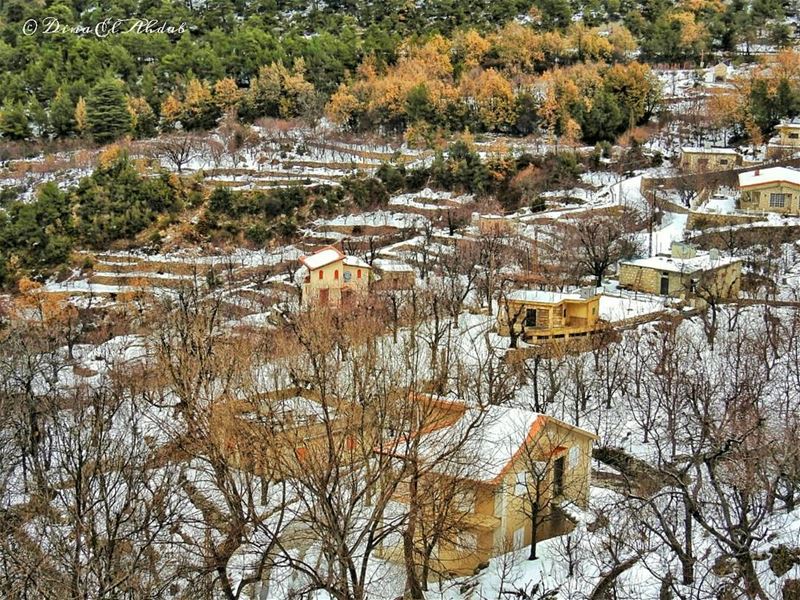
[27,97,49,137]
[50,87,76,137]
[0,101,30,140]
[86,78,132,144]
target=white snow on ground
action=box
[43,280,161,295]
[388,187,474,210]
[648,211,689,255]
[315,210,429,229]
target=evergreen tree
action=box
[27,97,49,137]
[50,87,76,137]
[0,101,30,140]
[86,78,132,144]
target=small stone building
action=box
[738,166,800,215]
[618,242,741,303]
[679,147,741,172]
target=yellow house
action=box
[618,242,741,303]
[776,121,800,147]
[738,166,800,215]
[378,399,597,577]
[298,245,371,307]
[679,146,741,172]
[209,387,361,479]
[497,289,602,343]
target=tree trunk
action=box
[528,501,539,560]
[403,473,425,600]
[682,493,694,585]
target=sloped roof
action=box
[413,405,596,484]
[299,246,345,270]
[343,255,370,269]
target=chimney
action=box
[755,168,760,176]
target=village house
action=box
[211,387,362,480]
[497,288,603,344]
[378,396,597,577]
[679,146,742,172]
[297,245,371,307]
[767,119,800,157]
[371,258,416,291]
[775,119,800,147]
[738,166,800,215]
[618,242,741,303]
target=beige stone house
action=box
[497,289,602,344]
[738,166,800,215]
[776,120,800,147]
[767,120,800,157]
[297,245,371,307]
[679,146,742,172]
[378,397,597,577]
[618,242,741,303]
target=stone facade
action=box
[618,245,742,304]
[680,148,741,172]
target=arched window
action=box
[334,269,339,280]
[357,269,362,279]
[318,270,323,280]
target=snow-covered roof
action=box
[270,395,334,421]
[343,255,370,269]
[681,146,739,155]
[418,405,594,483]
[414,405,543,482]
[738,166,800,188]
[621,252,741,274]
[299,246,345,270]
[506,290,586,304]
[373,258,414,272]
[777,118,800,129]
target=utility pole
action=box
[649,189,656,256]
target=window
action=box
[553,457,565,497]
[513,528,525,550]
[494,488,506,517]
[318,270,323,280]
[790,133,799,139]
[334,269,339,280]
[770,193,786,208]
[515,471,527,495]
[357,269,362,279]
[296,447,307,461]
[568,446,580,468]
[524,309,537,327]
[719,159,728,165]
